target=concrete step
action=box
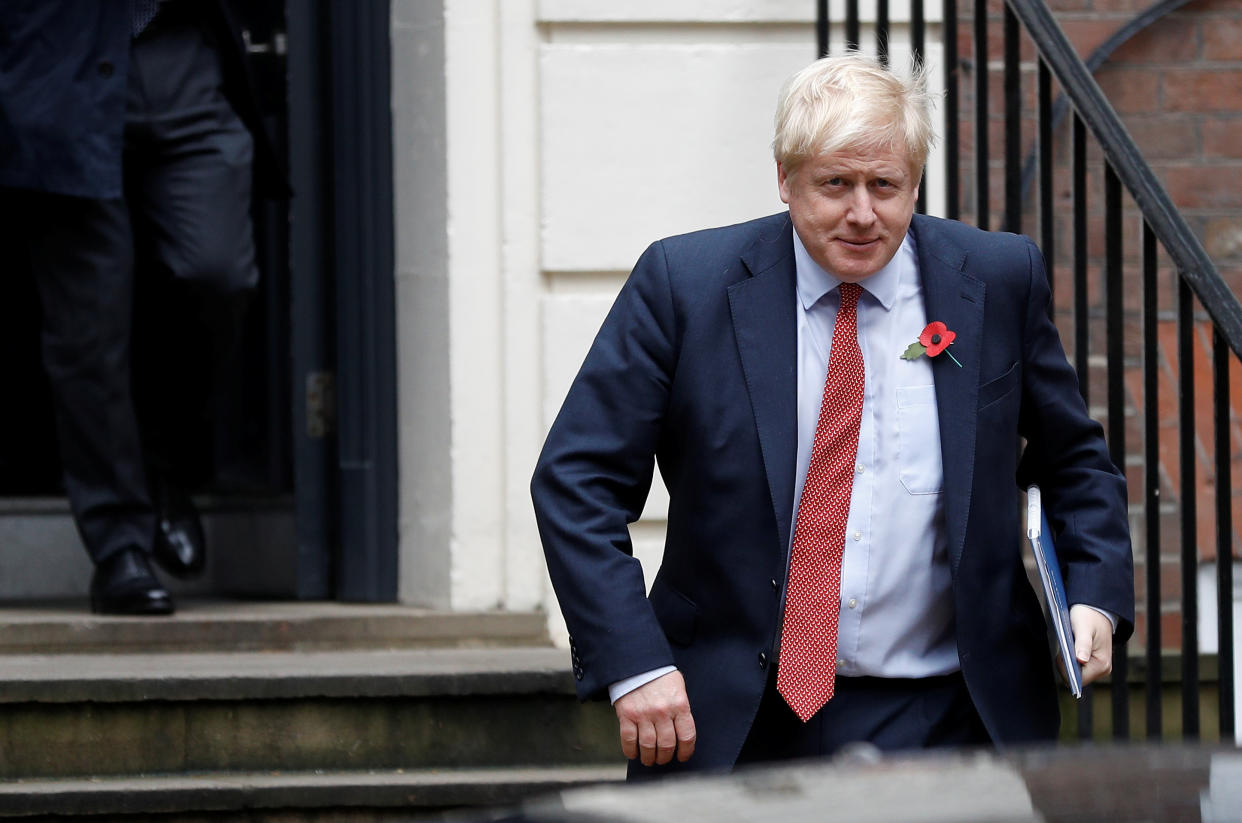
[0,647,619,781]
[0,764,626,818]
[0,601,551,653]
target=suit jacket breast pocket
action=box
[648,578,698,647]
[978,361,1020,412]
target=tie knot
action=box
[838,282,862,310]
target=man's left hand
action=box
[1070,604,1114,686]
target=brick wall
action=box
[956,0,1242,652]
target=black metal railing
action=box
[815,0,1239,743]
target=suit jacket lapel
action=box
[728,217,799,556]
[913,215,985,575]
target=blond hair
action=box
[773,52,936,178]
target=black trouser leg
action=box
[126,4,258,486]
[23,192,155,564]
[736,667,992,766]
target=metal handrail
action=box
[1018,0,1196,206]
[1007,0,1242,359]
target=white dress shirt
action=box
[784,228,959,678]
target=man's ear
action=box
[777,162,792,204]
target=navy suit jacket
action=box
[531,211,1134,774]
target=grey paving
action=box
[543,752,1042,823]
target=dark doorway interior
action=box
[0,1,397,602]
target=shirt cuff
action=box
[1074,603,1119,634]
[608,665,678,705]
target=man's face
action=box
[778,144,919,283]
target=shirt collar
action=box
[791,226,915,312]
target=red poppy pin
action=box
[901,321,962,367]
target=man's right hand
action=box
[613,670,697,766]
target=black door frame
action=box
[286,0,398,601]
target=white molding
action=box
[499,0,549,611]
[445,0,506,610]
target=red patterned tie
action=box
[777,281,865,722]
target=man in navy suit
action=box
[531,54,1133,776]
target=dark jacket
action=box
[0,0,287,199]
[531,212,1134,775]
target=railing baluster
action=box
[846,0,860,51]
[1072,111,1092,739]
[1143,222,1162,741]
[877,0,889,65]
[1214,327,1236,742]
[1072,114,1088,402]
[944,0,960,221]
[1038,59,1053,307]
[1003,6,1020,234]
[1105,162,1129,740]
[912,0,924,63]
[973,0,989,229]
[912,0,926,214]
[1179,276,1200,740]
[816,0,829,57]
[805,0,1242,747]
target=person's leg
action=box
[735,666,827,765]
[125,6,259,577]
[736,670,990,768]
[19,188,172,615]
[23,192,153,565]
[817,673,991,755]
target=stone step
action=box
[0,765,626,818]
[0,601,551,653]
[0,647,618,781]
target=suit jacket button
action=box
[758,651,768,669]
[770,578,779,592]
[98,61,115,78]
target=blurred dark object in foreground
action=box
[436,744,1240,823]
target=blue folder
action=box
[1026,485,1083,699]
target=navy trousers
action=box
[734,666,991,766]
[16,3,256,564]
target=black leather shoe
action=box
[90,549,174,615]
[151,477,206,579]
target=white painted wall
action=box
[390,1,946,634]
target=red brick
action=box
[1203,217,1242,259]
[1203,16,1242,61]
[1185,0,1242,15]
[1134,558,1186,609]
[1096,68,1162,114]
[1163,70,1242,112]
[1122,117,1201,160]
[1202,116,1242,158]
[1048,0,1092,10]
[1090,0,1165,12]
[986,67,1039,118]
[1110,16,1201,63]
[1162,165,1242,208]
[1133,609,1186,653]
[1060,18,1128,60]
